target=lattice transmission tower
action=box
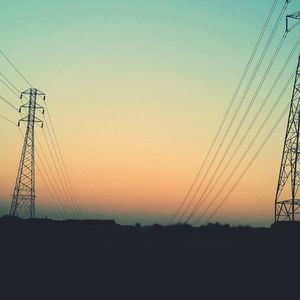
[275,11,300,222]
[9,88,45,218]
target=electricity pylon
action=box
[9,88,45,218]
[275,11,300,222]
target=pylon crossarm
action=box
[20,103,44,110]
[286,11,300,32]
[287,11,300,20]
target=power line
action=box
[203,104,290,225]
[0,49,33,87]
[35,134,72,219]
[36,162,66,219]
[185,32,289,224]
[43,104,82,218]
[0,71,21,93]
[0,94,19,111]
[42,118,81,218]
[175,0,289,224]
[188,37,300,223]
[0,113,17,126]
[41,127,79,218]
[193,71,294,225]
[0,76,20,98]
[169,0,279,224]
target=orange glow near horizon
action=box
[1,0,300,226]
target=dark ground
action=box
[1,216,299,299]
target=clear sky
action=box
[0,0,299,226]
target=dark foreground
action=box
[1,216,300,298]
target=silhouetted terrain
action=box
[1,216,300,298]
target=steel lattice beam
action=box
[286,10,300,32]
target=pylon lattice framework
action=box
[10,88,45,218]
[275,11,300,222]
[275,55,300,221]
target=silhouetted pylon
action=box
[10,88,45,218]
[275,55,300,222]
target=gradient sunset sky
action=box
[0,0,299,226]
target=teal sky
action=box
[1,0,300,226]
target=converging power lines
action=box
[171,0,300,225]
